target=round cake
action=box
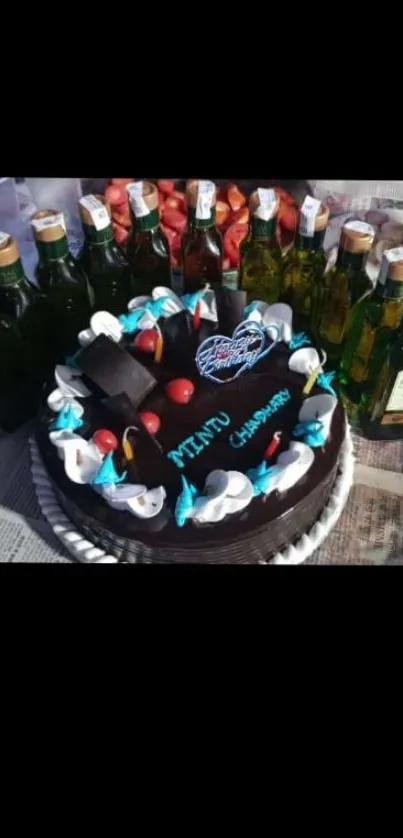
[35,287,348,563]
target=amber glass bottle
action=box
[182,179,223,293]
[240,188,282,304]
[126,181,172,294]
[78,193,133,316]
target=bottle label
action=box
[378,246,403,286]
[31,212,67,234]
[299,196,321,237]
[384,370,403,414]
[256,188,277,221]
[79,195,110,231]
[344,220,375,237]
[127,182,149,218]
[0,231,10,247]
[196,181,215,220]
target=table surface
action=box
[1,422,403,564]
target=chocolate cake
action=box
[35,287,348,563]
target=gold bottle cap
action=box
[341,220,375,254]
[379,246,403,283]
[249,188,279,219]
[186,179,217,209]
[0,234,20,267]
[31,209,66,242]
[78,194,111,226]
[126,181,159,213]
[314,203,329,232]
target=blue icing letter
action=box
[216,411,231,427]
[167,450,185,469]
[229,426,253,448]
[195,429,215,446]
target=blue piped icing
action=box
[293,420,325,448]
[175,475,199,527]
[49,404,83,432]
[91,451,128,486]
[167,412,231,469]
[246,462,281,497]
[289,331,312,350]
[317,370,337,396]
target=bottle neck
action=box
[82,222,114,245]
[130,206,160,233]
[35,236,69,261]
[296,229,325,252]
[187,207,216,230]
[0,258,26,288]
[376,277,403,301]
[250,215,276,239]
[336,246,368,273]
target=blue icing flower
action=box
[175,475,199,528]
[317,370,337,397]
[293,420,325,448]
[148,296,174,319]
[289,331,312,350]
[91,451,127,486]
[246,460,270,484]
[49,404,83,432]
[65,349,82,370]
[248,464,280,497]
[181,289,206,314]
[244,301,262,318]
[118,307,147,334]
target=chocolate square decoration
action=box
[77,335,157,409]
[215,287,247,336]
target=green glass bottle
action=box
[31,209,94,363]
[240,188,283,304]
[339,246,403,433]
[0,233,49,430]
[312,220,375,364]
[281,197,329,332]
[126,181,172,295]
[78,194,134,316]
[360,329,403,439]
[182,179,223,293]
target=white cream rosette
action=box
[298,394,337,442]
[192,470,253,524]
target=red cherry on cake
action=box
[92,429,119,454]
[139,411,161,435]
[165,378,195,405]
[134,329,157,354]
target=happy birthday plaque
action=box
[196,320,280,384]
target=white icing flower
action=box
[298,394,337,442]
[245,301,293,344]
[78,310,123,348]
[101,482,166,519]
[192,469,253,524]
[54,364,91,398]
[63,439,104,485]
[47,389,84,415]
[267,442,314,495]
[49,430,84,460]
[288,348,324,377]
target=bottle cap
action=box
[249,189,279,220]
[313,203,329,232]
[79,194,111,227]
[0,234,20,267]
[186,180,217,209]
[126,181,159,215]
[378,246,403,284]
[31,209,66,242]
[341,220,375,254]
